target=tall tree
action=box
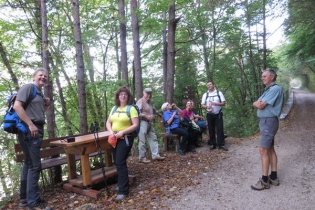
[72,0,88,133]
[40,0,56,139]
[130,0,143,99]
[166,2,180,103]
[162,11,168,99]
[119,0,129,85]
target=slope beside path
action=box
[164,89,315,210]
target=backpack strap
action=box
[111,105,132,119]
[126,105,131,119]
[23,84,37,109]
[204,92,209,105]
[217,90,221,103]
[111,105,118,115]
[205,90,221,103]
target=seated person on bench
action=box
[181,100,201,151]
[161,102,188,156]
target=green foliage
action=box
[0,0,300,203]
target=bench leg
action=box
[163,137,167,151]
[175,137,180,152]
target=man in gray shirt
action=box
[14,68,52,209]
[251,69,284,190]
[136,88,165,163]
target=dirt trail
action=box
[164,89,315,210]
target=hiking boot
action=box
[251,178,270,190]
[28,200,53,210]
[113,187,119,192]
[219,146,228,151]
[209,145,216,150]
[139,158,151,163]
[187,147,196,153]
[269,177,280,186]
[195,143,202,147]
[115,194,127,203]
[178,149,185,156]
[19,199,27,207]
[152,156,165,161]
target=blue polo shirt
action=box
[163,110,180,129]
[257,82,284,118]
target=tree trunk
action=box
[262,0,267,70]
[201,34,211,82]
[40,0,56,139]
[166,2,179,103]
[72,0,88,134]
[115,33,121,81]
[83,44,102,125]
[162,11,168,100]
[102,36,115,128]
[119,0,128,85]
[0,42,19,91]
[131,0,143,100]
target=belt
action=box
[32,121,45,126]
[207,112,220,115]
[259,116,278,119]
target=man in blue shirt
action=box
[251,69,284,190]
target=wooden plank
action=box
[15,146,65,162]
[63,183,101,199]
[69,166,117,187]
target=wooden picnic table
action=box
[50,131,117,198]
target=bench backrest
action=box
[158,116,166,130]
[14,134,82,163]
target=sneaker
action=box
[114,194,127,203]
[139,158,151,163]
[19,199,27,207]
[219,146,228,151]
[251,178,270,190]
[269,177,280,186]
[28,201,53,210]
[152,156,165,161]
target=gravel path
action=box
[164,89,315,210]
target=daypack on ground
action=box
[1,84,37,134]
[111,104,141,137]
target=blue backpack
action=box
[111,104,141,137]
[2,84,37,134]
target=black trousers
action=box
[170,127,189,150]
[206,112,225,146]
[111,136,134,195]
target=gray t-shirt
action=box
[257,83,284,118]
[16,83,45,124]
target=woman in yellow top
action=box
[106,86,139,203]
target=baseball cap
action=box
[143,88,152,93]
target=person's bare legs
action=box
[269,145,277,172]
[259,147,270,176]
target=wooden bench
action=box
[14,135,101,186]
[158,116,180,152]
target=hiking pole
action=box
[91,122,110,196]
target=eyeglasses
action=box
[119,93,128,96]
